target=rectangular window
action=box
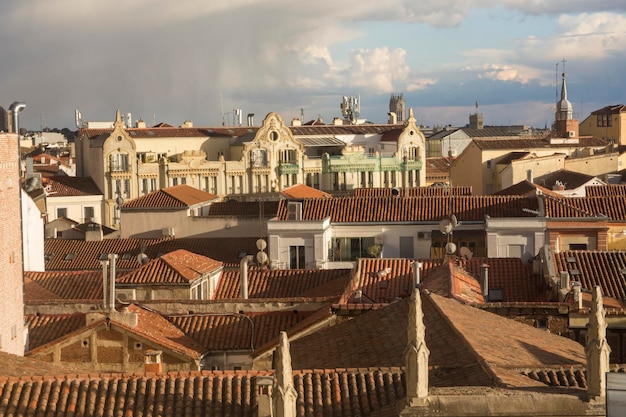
[399,236,414,258]
[330,237,376,261]
[57,207,67,218]
[83,206,95,222]
[289,246,305,269]
[172,178,178,186]
[486,160,492,169]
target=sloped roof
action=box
[422,258,484,304]
[25,313,86,350]
[280,184,332,199]
[275,196,538,222]
[122,185,217,209]
[585,184,626,197]
[590,104,626,115]
[0,368,404,417]
[494,180,559,197]
[542,195,626,219]
[553,250,626,300]
[353,185,472,197]
[540,169,598,190]
[342,258,543,305]
[0,351,84,377]
[289,291,586,388]
[169,310,318,351]
[473,136,607,150]
[25,271,104,301]
[116,249,222,285]
[44,175,102,196]
[44,237,260,270]
[213,268,352,300]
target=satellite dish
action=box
[439,219,453,235]
[137,253,149,265]
[256,251,268,264]
[256,239,267,251]
[391,187,400,196]
[459,246,473,260]
[450,214,458,228]
[445,242,457,255]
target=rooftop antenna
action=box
[300,108,304,122]
[220,92,225,126]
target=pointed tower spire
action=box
[405,289,430,404]
[273,332,297,417]
[586,286,611,399]
[556,71,573,122]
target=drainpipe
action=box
[240,255,254,299]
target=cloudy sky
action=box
[1,0,625,130]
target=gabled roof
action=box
[122,185,217,209]
[25,271,104,301]
[342,258,543,305]
[422,258,484,304]
[0,351,84,377]
[280,184,332,199]
[0,368,404,417]
[213,268,352,300]
[542,195,626,219]
[25,313,86,350]
[44,237,260,270]
[540,169,600,190]
[289,291,586,388]
[495,151,531,165]
[116,249,222,285]
[27,304,206,360]
[553,250,626,300]
[590,104,626,115]
[169,310,318,352]
[275,195,538,222]
[44,175,102,196]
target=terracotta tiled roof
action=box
[44,175,102,196]
[542,195,626,219]
[25,313,86,350]
[353,186,472,197]
[585,184,626,197]
[169,311,317,351]
[0,351,84,377]
[213,269,352,300]
[494,180,559,197]
[343,258,543,305]
[290,291,586,388]
[290,123,401,136]
[117,249,222,285]
[473,136,607,150]
[540,169,598,190]
[590,104,626,115]
[24,271,104,300]
[0,368,404,417]
[422,258,484,304]
[44,237,260,270]
[122,185,217,209]
[280,184,332,199]
[553,250,626,300]
[275,196,537,222]
[204,200,279,218]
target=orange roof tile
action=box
[543,195,626,218]
[44,237,260,270]
[586,184,626,197]
[280,184,332,199]
[422,258,484,304]
[116,249,222,285]
[0,368,403,417]
[25,270,104,300]
[213,268,352,300]
[44,175,102,196]
[122,184,217,209]
[275,195,538,222]
[353,185,471,197]
[25,313,86,350]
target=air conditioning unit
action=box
[417,232,431,240]
[162,227,175,237]
[568,131,575,138]
[286,202,302,221]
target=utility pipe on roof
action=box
[240,255,254,300]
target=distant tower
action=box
[389,93,406,123]
[469,101,484,129]
[0,107,8,132]
[340,96,360,125]
[554,64,579,138]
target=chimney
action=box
[256,376,274,417]
[332,117,343,126]
[144,349,163,373]
[181,120,193,128]
[9,101,26,139]
[240,255,254,299]
[107,253,117,310]
[291,118,301,127]
[135,119,147,128]
[247,113,255,126]
[480,263,489,301]
[101,258,109,309]
[527,169,534,183]
[388,112,397,124]
[572,282,583,311]
[412,261,423,288]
